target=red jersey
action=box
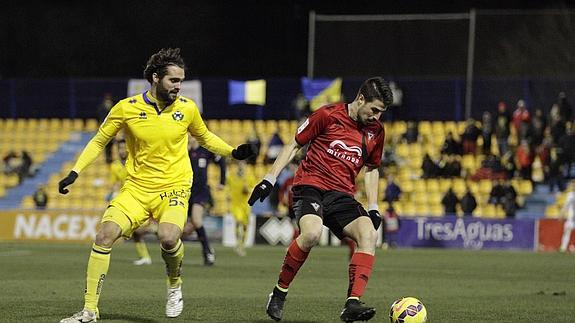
[293,103,385,195]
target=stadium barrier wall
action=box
[2,210,573,251]
[395,217,536,250]
[537,218,575,251]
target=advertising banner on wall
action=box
[0,210,101,242]
[127,79,203,113]
[537,218,575,251]
[396,217,536,250]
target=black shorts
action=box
[292,185,369,239]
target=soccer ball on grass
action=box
[389,297,427,323]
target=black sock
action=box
[195,226,211,254]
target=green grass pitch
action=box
[0,242,574,322]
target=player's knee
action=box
[299,229,322,247]
[356,227,378,248]
[159,234,180,250]
[95,225,121,247]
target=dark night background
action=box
[1,0,574,79]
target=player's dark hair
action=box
[358,77,393,108]
[143,48,186,84]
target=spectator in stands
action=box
[516,139,535,181]
[502,190,518,218]
[558,91,572,123]
[557,126,575,178]
[461,118,481,155]
[246,130,261,165]
[422,153,440,179]
[548,147,566,193]
[460,186,477,216]
[96,93,116,164]
[264,131,284,165]
[502,181,518,207]
[495,101,512,156]
[481,111,494,155]
[501,150,516,179]
[383,175,401,203]
[402,120,419,144]
[382,204,400,249]
[32,184,48,210]
[512,99,531,135]
[441,188,459,216]
[489,180,505,205]
[441,131,462,156]
[3,151,18,174]
[441,155,462,178]
[470,153,506,181]
[531,108,547,146]
[549,104,567,145]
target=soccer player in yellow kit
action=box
[58,48,255,323]
[226,160,257,256]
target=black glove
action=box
[232,143,256,160]
[368,209,382,230]
[248,179,274,205]
[58,171,78,194]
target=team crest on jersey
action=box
[129,99,137,104]
[172,111,184,121]
[139,111,147,119]
[367,132,374,140]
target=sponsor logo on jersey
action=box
[326,140,362,165]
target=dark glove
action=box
[58,171,78,194]
[368,209,382,230]
[232,143,257,160]
[248,179,274,205]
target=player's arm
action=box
[364,166,383,230]
[188,106,254,159]
[248,138,302,205]
[58,103,124,194]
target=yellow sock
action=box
[84,243,112,314]
[161,240,184,288]
[236,224,246,249]
[135,241,150,259]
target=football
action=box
[389,297,427,323]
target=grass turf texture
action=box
[0,242,574,322]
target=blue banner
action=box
[396,217,536,250]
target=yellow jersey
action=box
[73,91,234,191]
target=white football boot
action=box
[166,285,183,317]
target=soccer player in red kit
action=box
[248,77,392,322]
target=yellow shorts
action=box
[103,185,190,238]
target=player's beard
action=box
[157,85,178,105]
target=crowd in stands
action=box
[380,91,573,218]
[2,150,36,184]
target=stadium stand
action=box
[0,119,542,219]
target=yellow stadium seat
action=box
[430,204,444,216]
[545,205,561,218]
[411,192,428,205]
[478,180,492,195]
[519,180,533,195]
[416,204,430,216]
[425,179,439,192]
[402,203,417,217]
